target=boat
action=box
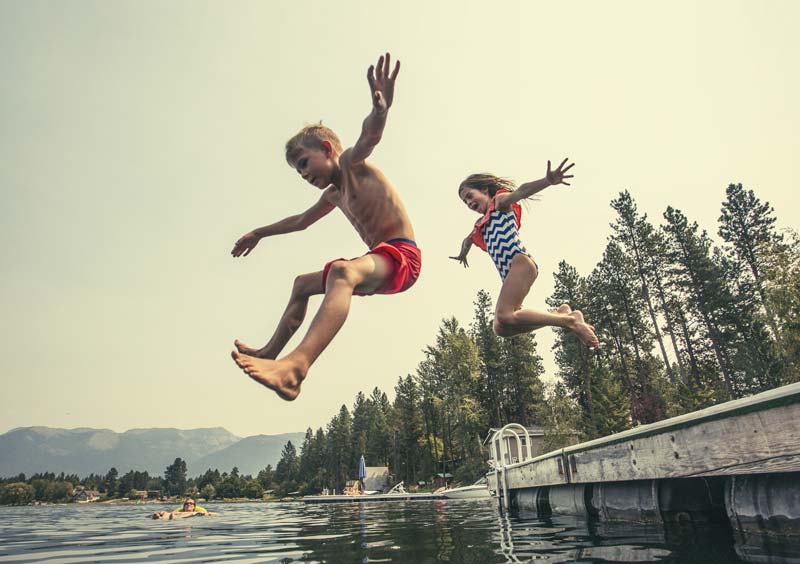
[441,476,492,499]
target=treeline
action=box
[548,185,799,436]
[264,183,799,496]
[4,184,796,504]
[0,459,277,505]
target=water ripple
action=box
[0,499,798,563]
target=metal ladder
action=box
[489,423,532,509]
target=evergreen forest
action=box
[3,184,798,504]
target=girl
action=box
[450,159,599,348]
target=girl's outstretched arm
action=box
[449,234,474,268]
[495,158,574,212]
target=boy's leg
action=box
[231,253,393,400]
[494,256,598,347]
[235,271,325,359]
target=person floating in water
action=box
[231,53,420,401]
[450,160,599,348]
[151,498,217,520]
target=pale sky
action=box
[1,1,798,438]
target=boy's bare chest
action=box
[332,181,381,217]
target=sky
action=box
[1,1,798,438]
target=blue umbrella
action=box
[358,455,366,486]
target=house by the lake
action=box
[70,487,100,503]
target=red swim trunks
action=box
[323,238,422,296]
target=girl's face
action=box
[459,186,491,214]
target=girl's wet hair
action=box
[458,173,517,197]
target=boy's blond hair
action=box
[285,123,343,165]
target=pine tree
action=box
[416,317,483,482]
[103,467,119,498]
[393,375,423,484]
[547,261,597,435]
[611,190,676,383]
[763,230,800,377]
[594,242,665,424]
[164,458,187,496]
[663,206,738,398]
[350,391,371,468]
[324,406,352,492]
[498,332,545,426]
[369,387,393,466]
[536,382,583,450]
[275,441,300,494]
[647,229,690,382]
[719,183,785,339]
[470,290,505,426]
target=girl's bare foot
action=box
[549,303,572,314]
[568,310,600,348]
[234,339,276,359]
[230,350,304,401]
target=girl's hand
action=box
[232,231,261,257]
[449,237,473,268]
[546,158,575,186]
[449,254,469,268]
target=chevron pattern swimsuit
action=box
[482,207,529,280]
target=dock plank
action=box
[500,382,800,490]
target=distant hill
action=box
[0,427,304,477]
[192,433,306,476]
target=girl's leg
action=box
[508,303,570,333]
[236,271,325,359]
[494,255,599,347]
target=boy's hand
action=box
[367,52,400,115]
[231,231,260,257]
[546,158,575,186]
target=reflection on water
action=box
[0,500,798,563]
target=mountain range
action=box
[0,426,305,478]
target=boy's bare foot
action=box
[234,339,276,359]
[231,350,304,401]
[549,303,572,314]
[568,310,600,348]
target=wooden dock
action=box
[490,381,800,490]
[488,382,800,535]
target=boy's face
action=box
[292,144,336,189]
[460,187,491,214]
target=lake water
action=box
[1,500,798,564]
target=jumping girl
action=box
[450,159,599,348]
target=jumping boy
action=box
[230,53,420,401]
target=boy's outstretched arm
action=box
[449,233,474,268]
[495,158,575,212]
[350,53,400,164]
[231,194,335,257]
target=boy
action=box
[230,53,420,401]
